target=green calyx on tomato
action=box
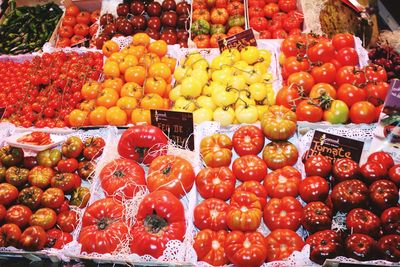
[191,19,211,36]
[144,213,168,234]
[323,100,349,124]
[36,149,61,168]
[0,146,24,167]
[227,15,245,28]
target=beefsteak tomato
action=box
[193,229,229,266]
[194,198,229,231]
[260,105,297,141]
[232,155,267,182]
[264,229,305,262]
[263,166,301,198]
[263,196,303,231]
[195,167,235,200]
[262,141,298,170]
[232,125,264,156]
[200,134,232,167]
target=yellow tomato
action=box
[147,40,168,58]
[174,66,192,83]
[103,61,120,78]
[196,95,217,111]
[235,105,258,124]
[258,49,271,67]
[89,106,108,125]
[193,108,213,124]
[131,108,150,124]
[140,93,164,109]
[106,106,127,126]
[102,40,119,57]
[108,52,124,63]
[117,96,138,118]
[139,52,160,69]
[240,46,259,65]
[120,82,143,99]
[132,33,151,46]
[213,107,235,126]
[69,109,89,127]
[148,62,171,81]
[173,97,196,112]
[119,55,138,74]
[161,56,177,72]
[96,88,119,108]
[169,86,182,102]
[103,78,124,94]
[128,45,146,59]
[181,77,202,98]
[79,99,96,112]
[221,48,241,62]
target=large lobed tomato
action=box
[41,188,65,209]
[200,134,232,167]
[0,146,24,167]
[263,196,303,231]
[6,204,32,228]
[304,154,332,178]
[36,149,61,168]
[28,166,55,189]
[195,167,235,201]
[0,204,5,221]
[236,181,268,208]
[377,235,400,262]
[51,172,81,193]
[265,229,305,262]
[193,229,229,266]
[369,179,399,211]
[360,161,387,184]
[389,164,400,186]
[260,105,297,141]
[5,166,29,187]
[147,155,195,198]
[232,125,264,156]
[226,191,262,232]
[368,151,394,170]
[29,208,57,230]
[79,198,128,254]
[306,230,343,264]
[70,186,90,208]
[194,198,229,231]
[232,155,267,182]
[225,231,267,267]
[299,176,329,203]
[99,158,146,200]
[130,190,186,258]
[262,141,298,170]
[263,166,301,198]
[118,125,167,165]
[302,201,332,233]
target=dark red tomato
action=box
[287,71,315,95]
[17,186,43,210]
[332,33,355,50]
[364,65,387,83]
[331,179,368,212]
[41,188,65,209]
[20,226,47,251]
[299,176,329,203]
[235,181,268,208]
[369,179,399,211]
[365,82,389,106]
[263,196,303,231]
[306,230,343,264]
[304,155,332,178]
[276,85,302,109]
[360,161,387,184]
[389,164,400,186]
[381,207,400,235]
[45,228,73,249]
[195,167,235,201]
[337,83,367,108]
[295,100,323,122]
[345,234,377,261]
[0,223,21,247]
[6,205,32,228]
[232,155,267,182]
[57,210,78,233]
[194,198,229,231]
[332,158,359,183]
[310,63,336,84]
[0,183,19,206]
[367,151,394,170]
[337,47,359,66]
[302,201,332,233]
[377,235,400,262]
[307,40,335,63]
[346,208,381,238]
[336,66,366,87]
[0,204,5,222]
[232,125,264,156]
[349,101,376,124]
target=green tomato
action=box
[228,15,245,28]
[37,149,62,168]
[0,146,24,167]
[191,19,210,36]
[210,24,226,35]
[323,100,349,124]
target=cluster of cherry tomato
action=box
[0,51,103,128]
[248,0,304,39]
[0,135,105,251]
[277,32,389,124]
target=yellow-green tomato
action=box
[193,108,214,124]
[323,100,349,124]
[213,107,235,126]
[235,105,258,124]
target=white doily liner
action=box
[299,0,326,35]
[0,122,16,146]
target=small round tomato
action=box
[195,167,235,201]
[193,229,229,266]
[57,210,78,233]
[346,208,381,238]
[262,141,298,170]
[41,188,65,209]
[232,155,267,182]
[232,125,264,156]
[29,208,57,230]
[306,230,343,264]
[265,229,305,262]
[295,100,323,122]
[368,151,394,171]
[235,181,267,208]
[303,201,332,233]
[263,196,303,231]
[194,198,229,231]
[337,47,359,66]
[45,228,73,249]
[263,166,301,198]
[349,101,376,124]
[0,223,21,247]
[6,205,32,228]
[0,183,19,206]
[287,71,315,95]
[332,158,359,183]
[304,155,332,178]
[20,226,47,251]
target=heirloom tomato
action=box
[147,155,195,198]
[265,229,305,262]
[29,208,57,230]
[332,158,359,183]
[18,186,43,210]
[79,198,128,254]
[0,146,24,167]
[36,149,61,168]
[193,229,229,266]
[232,125,264,156]
[20,226,47,251]
[306,230,343,264]
[211,8,229,24]
[225,231,267,267]
[194,198,229,231]
[295,100,323,122]
[41,188,65,209]
[302,201,332,233]
[236,181,267,208]
[51,173,81,193]
[299,176,329,203]
[99,158,146,200]
[263,196,303,231]
[83,137,105,160]
[323,100,349,124]
[61,136,83,158]
[200,134,232,167]
[331,179,368,212]
[260,105,296,141]
[45,228,73,249]
[377,235,400,262]
[360,161,387,184]
[195,167,235,200]
[57,210,78,233]
[6,204,32,228]
[70,186,90,208]
[346,208,381,238]
[28,166,55,189]
[381,207,400,235]
[262,141,298,170]
[227,1,244,15]
[130,190,186,258]
[5,167,29,187]
[0,183,18,206]
[263,166,301,198]
[304,155,332,178]
[345,234,377,261]
[0,204,5,221]
[232,155,267,182]
[0,223,21,247]
[77,160,95,180]
[57,158,79,173]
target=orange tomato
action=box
[140,93,164,109]
[106,106,127,126]
[103,61,120,78]
[144,76,167,96]
[161,56,177,72]
[138,52,160,69]
[69,109,89,127]
[103,78,124,94]
[309,83,337,99]
[132,33,151,46]
[128,45,146,59]
[210,33,227,48]
[164,84,172,98]
[163,98,171,109]
[96,88,119,108]
[79,99,96,112]
[119,54,138,74]
[89,106,108,125]
[148,62,171,80]
[131,108,151,124]
[148,40,168,58]
[102,40,119,57]
[108,52,125,63]
[116,96,138,117]
[81,81,101,100]
[120,82,143,99]
[193,34,211,48]
[227,26,244,36]
[124,66,146,85]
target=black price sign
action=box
[150,109,194,151]
[218,28,257,52]
[303,130,364,164]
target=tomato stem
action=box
[144,212,168,234]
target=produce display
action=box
[368,42,400,82]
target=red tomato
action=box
[307,40,335,63]
[225,231,267,267]
[310,62,337,84]
[76,11,91,25]
[287,71,315,95]
[282,56,310,78]
[364,65,387,83]
[226,191,262,231]
[302,201,332,233]
[232,125,264,156]
[263,166,301,198]
[41,188,65,209]
[278,0,297,12]
[377,234,400,262]
[337,47,359,66]
[304,154,332,178]
[20,226,47,251]
[57,158,79,173]
[227,2,244,15]
[249,17,268,31]
[0,204,5,222]
[195,167,235,201]
[50,173,81,193]
[262,141,298,170]
[248,7,264,18]
[306,230,343,264]
[381,207,400,235]
[193,230,229,266]
[336,66,366,87]
[0,223,21,247]
[194,198,229,231]
[346,208,381,238]
[248,0,266,8]
[65,5,80,16]
[57,210,78,233]
[79,198,128,254]
[337,83,367,107]
[147,155,195,198]
[332,158,360,183]
[299,176,329,203]
[29,208,57,230]
[99,158,146,200]
[295,100,323,122]
[265,229,305,262]
[349,101,376,124]
[0,183,18,206]
[309,83,337,99]
[235,181,268,208]
[6,205,32,228]
[389,164,400,186]
[368,151,394,170]
[232,155,267,182]
[130,190,186,258]
[365,82,389,106]
[331,179,369,212]
[263,196,303,231]
[45,228,73,249]
[332,33,355,50]
[360,161,387,184]
[275,85,302,110]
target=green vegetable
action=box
[191,19,211,36]
[227,15,245,28]
[210,24,226,35]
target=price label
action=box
[303,130,364,164]
[218,28,257,52]
[150,109,194,151]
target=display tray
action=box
[4,132,66,152]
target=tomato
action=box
[195,167,235,201]
[287,71,315,95]
[365,82,389,106]
[295,100,323,122]
[79,198,128,254]
[235,181,268,208]
[303,201,332,233]
[193,34,211,48]
[249,7,264,18]
[45,228,73,249]
[282,56,310,78]
[227,1,244,15]
[299,176,330,203]
[265,229,305,262]
[211,8,229,24]
[304,154,332,178]
[365,65,387,83]
[332,158,359,183]
[131,190,186,258]
[200,134,232,168]
[337,47,359,66]
[232,155,267,182]
[65,5,79,16]
[337,83,367,108]
[193,229,229,266]
[226,191,262,231]
[360,161,387,184]
[51,173,81,193]
[263,166,301,198]
[250,17,268,31]
[41,188,65,209]
[192,9,210,22]
[349,101,376,124]
[336,66,366,87]
[263,196,303,231]
[0,223,21,247]
[225,231,267,267]
[70,186,90,208]
[310,62,337,84]
[57,158,79,173]
[59,25,74,38]
[377,235,400,262]
[381,207,400,235]
[331,179,368,212]
[5,167,29,187]
[309,83,336,100]
[275,85,303,110]
[346,208,381,238]
[77,161,95,181]
[83,137,105,160]
[232,125,264,156]
[306,230,343,264]
[368,151,394,170]
[61,136,83,158]
[20,226,47,251]
[323,100,349,124]
[262,141,298,170]
[36,148,61,168]
[332,33,355,50]
[18,186,43,210]
[0,183,18,206]
[262,104,297,138]
[6,204,32,228]
[29,208,57,230]
[278,0,297,12]
[0,204,5,222]
[57,210,78,233]
[99,158,146,200]
[194,198,229,231]
[389,164,400,186]
[345,234,377,261]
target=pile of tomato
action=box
[0,51,103,128]
[0,135,105,251]
[277,33,389,124]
